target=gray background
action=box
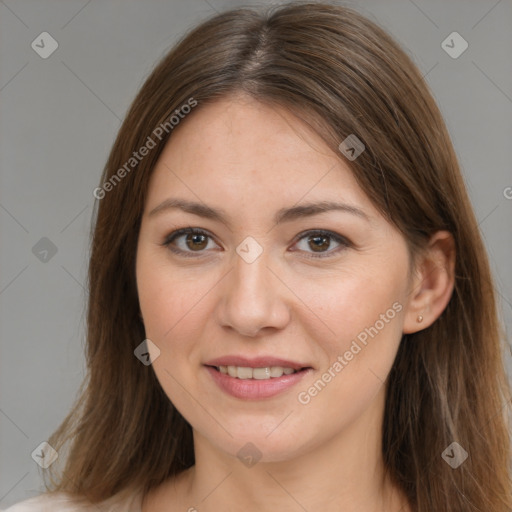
[1,0,511,507]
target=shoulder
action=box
[2,490,143,512]
[2,493,80,511]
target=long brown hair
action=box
[45,2,511,510]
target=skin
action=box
[136,93,455,512]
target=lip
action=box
[203,355,313,400]
[204,356,310,371]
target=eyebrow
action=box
[148,198,370,225]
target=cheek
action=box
[136,251,224,403]
[136,251,209,413]
[295,259,406,406]
[295,309,403,441]
[137,248,208,340]
[290,261,406,348]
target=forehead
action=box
[145,95,377,222]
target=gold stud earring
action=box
[417,315,423,323]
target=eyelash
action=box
[161,227,351,260]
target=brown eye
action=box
[293,230,350,259]
[308,234,331,252]
[162,228,350,260]
[185,233,208,251]
[162,228,219,257]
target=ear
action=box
[402,230,456,334]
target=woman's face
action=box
[136,94,414,462]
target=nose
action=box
[215,251,291,338]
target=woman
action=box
[5,2,511,511]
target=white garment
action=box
[1,490,143,511]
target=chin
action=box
[196,423,316,465]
